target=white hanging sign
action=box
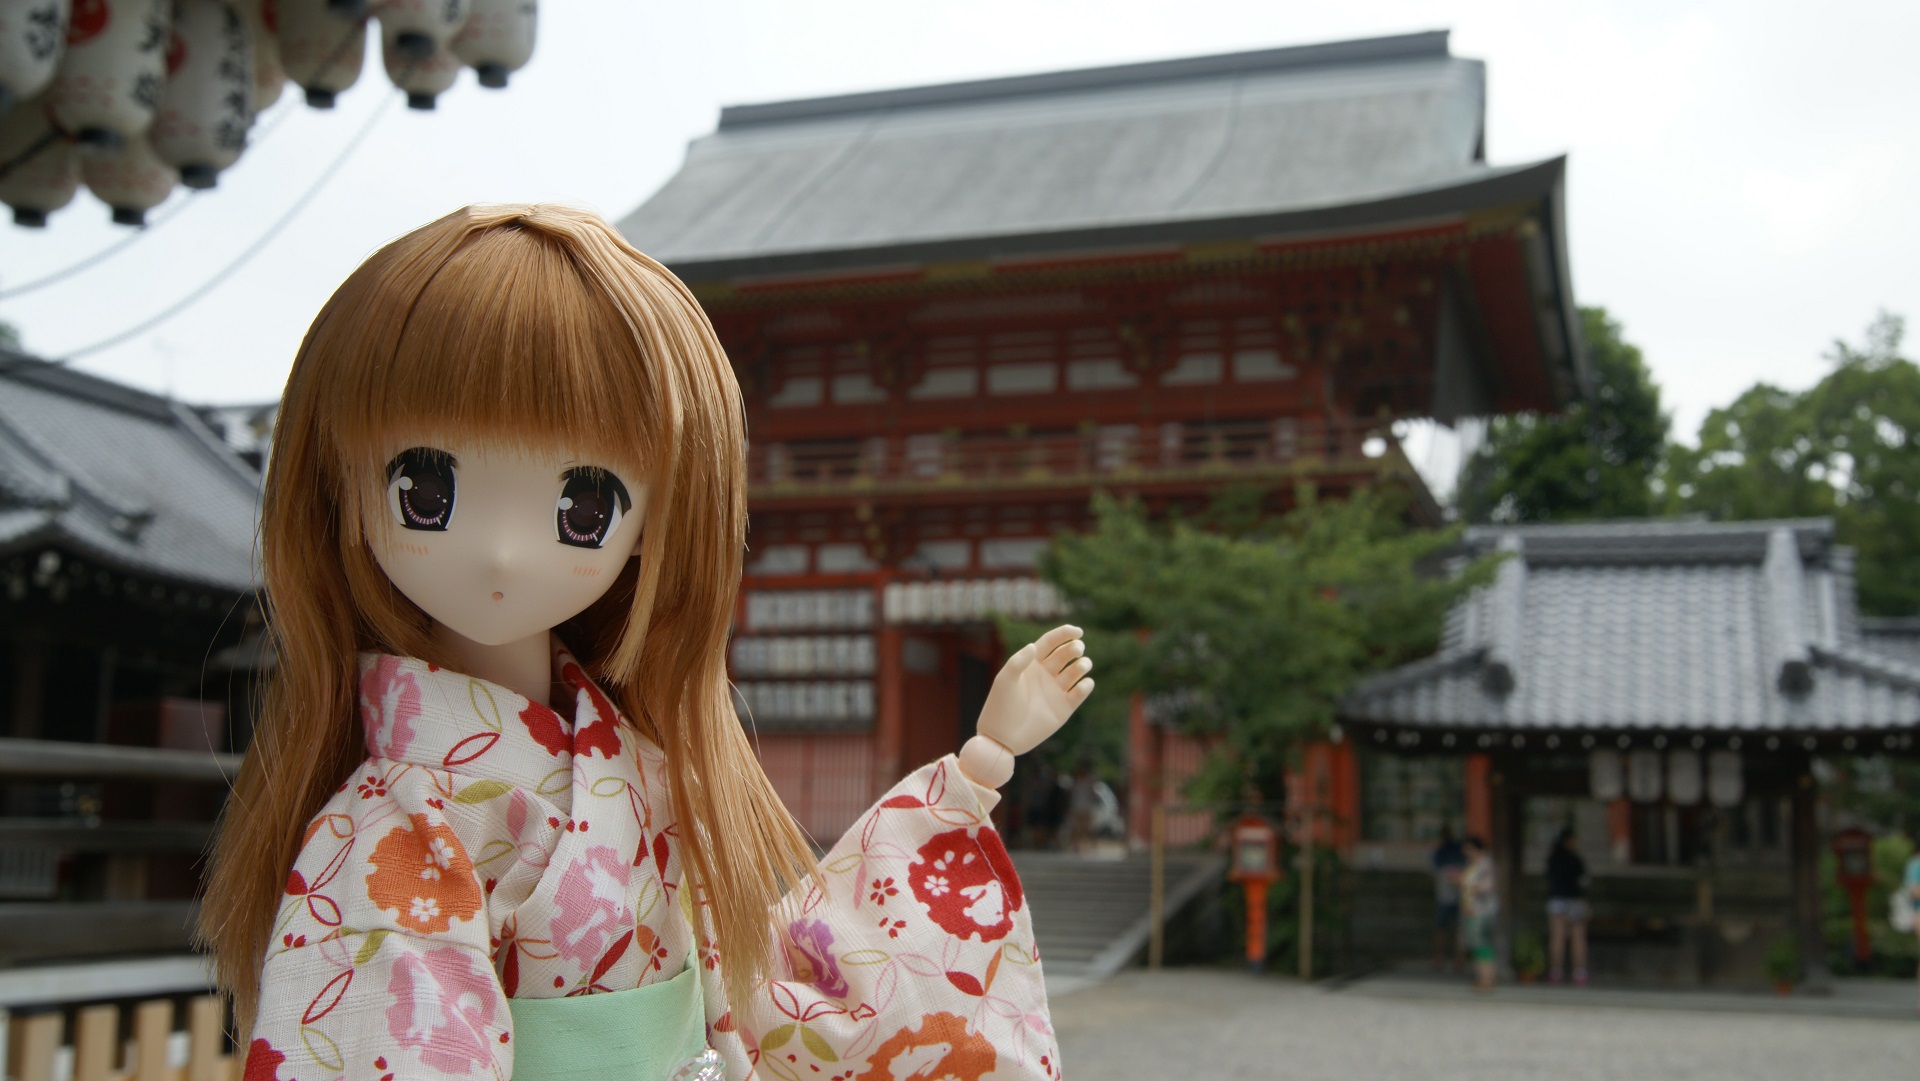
[1589,749,1623,801]
[1627,749,1664,802]
[1667,749,1703,806]
[1708,750,1745,808]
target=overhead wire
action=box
[44,86,399,366]
[0,95,306,302]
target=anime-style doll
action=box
[199,205,1093,1081]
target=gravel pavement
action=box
[1051,969,1920,1080]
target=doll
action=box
[199,204,1094,1081]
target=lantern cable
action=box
[40,87,398,367]
[0,96,305,302]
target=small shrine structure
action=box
[1341,518,1920,987]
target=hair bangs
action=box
[330,221,662,482]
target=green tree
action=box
[1008,486,1494,807]
[1671,312,1920,615]
[0,320,19,349]
[1456,306,1669,523]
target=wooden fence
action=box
[6,996,235,1081]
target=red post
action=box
[1832,827,1875,964]
[1243,879,1270,969]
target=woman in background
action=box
[1547,828,1591,985]
[1460,836,1499,992]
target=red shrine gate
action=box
[618,32,1584,843]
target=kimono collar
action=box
[355,641,632,803]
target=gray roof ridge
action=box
[0,348,263,496]
[0,349,180,423]
[1860,616,1920,633]
[716,30,1453,132]
[1347,647,1487,701]
[1810,642,1920,694]
[1464,516,1835,541]
[0,402,151,528]
[165,398,266,497]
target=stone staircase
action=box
[1012,850,1223,987]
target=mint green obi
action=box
[506,960,722,1081]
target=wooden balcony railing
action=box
[748,417,1389,495]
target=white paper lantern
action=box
[236,0,284,113]
[1588,748,1623,801]
[0,0,70,111]
[380,34,455,110]
[1667,748,1702,806]
[0,95,77,224]
[451,0,532,89]
[1707,750,1744,808]
[79,129,169,222]
[277,0,363,109]
[47,0,169,148]
[374,0,466,62]
[150,0,249,189]
[1626,748,1663,802]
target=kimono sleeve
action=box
[702,755,1060,1081]
[245,761,514,1081]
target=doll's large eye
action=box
[385,448,456,532]
[555,468,632,549]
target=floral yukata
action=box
[247,647,1060,1081]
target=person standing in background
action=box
[1460,835,1499,992]
[1546,827,1591,985]
[1904,837,1920,1012]
[1431,826,1467,971]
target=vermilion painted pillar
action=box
[1464,753,1493,843]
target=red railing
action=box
[749,417,1388,492]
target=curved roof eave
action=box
[663,156,1570,288]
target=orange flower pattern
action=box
[251,647,1060,1080]
[365,813,483,935]
[856,1012,997,1081]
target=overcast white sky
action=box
[3,0,1916,488]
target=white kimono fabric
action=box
[246,648,1061,1081]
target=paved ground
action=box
[1051,969,1920,1080]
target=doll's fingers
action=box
[1034,624,1082,664]
[997,643,1037,683]
[1056,655,1093,688]
[1070,677,1095,702]
[1046,637,1086,676]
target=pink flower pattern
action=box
[359,654,422,760]
[385,947,502,1074]
[547,844,631,971]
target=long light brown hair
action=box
[198,204,816,1033]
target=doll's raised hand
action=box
[958,625,1094,797]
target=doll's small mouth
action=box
[491,591,504,601]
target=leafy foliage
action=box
[1006,485,1493,806]
[1456,306,1669,523]
[0,320,19,349]
[1669,312,1920,614]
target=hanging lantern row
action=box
[0,0,537,227]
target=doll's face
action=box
[362,436,645,646]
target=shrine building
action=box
[617,30,1585,842]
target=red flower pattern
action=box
[909,828,1025,942]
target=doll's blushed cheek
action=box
[571,565,603,578]
[396,541,432,558]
